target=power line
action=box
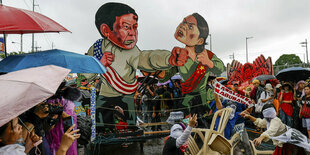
[23,0,31,10]
[35,4,53,49]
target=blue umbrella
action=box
[0,49,106,73]
[276,67,310,82]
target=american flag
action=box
[93,38,103,61]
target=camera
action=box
[48,104,64,115]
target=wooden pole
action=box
[144,130,170,135]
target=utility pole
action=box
[31,0,38,52]
[300,39,308,65]
[34,41,41,52]
[246,37,253,63]
[52,42,55,49]
[20,34,23,52]
[209,34,212,51]
[229,53,235,60]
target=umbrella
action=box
[0,65,70,126]
[137,76,158,84]
[251,74,276,82]
[276,67,310,82]
[171,74,182,80]
[0,4,70,57]
[157,80,171,86]
[0,49,107,73]
[219,79,229,85]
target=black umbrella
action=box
[137,75,159,93]
[219,79,229,85]
[137,76,158,84]
[251,74,276,83]
[276,67,310,82]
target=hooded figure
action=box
[163,123,190,155]
[252,104,287,147]
[243,104,309,154]
[163,114,197,155]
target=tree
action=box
[0,51,26,59]
[275,54,302,66]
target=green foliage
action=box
[275,54,302,66]
[0,51,26,59]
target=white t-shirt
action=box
[259,90,274,105]
[255,90,274,112]
[0,144,26,155]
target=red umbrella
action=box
[0,4,70,56]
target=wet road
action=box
[98,138,165,155]
[94,129,274,155]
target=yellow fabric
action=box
[253,79,260,84]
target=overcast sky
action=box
[2,0,310,65]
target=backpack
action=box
[300,97,310,118]
[255,90,267,113]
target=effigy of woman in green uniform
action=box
[161,13,225,118]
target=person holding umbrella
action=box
[0,66,80,154]
[278,82,294,127]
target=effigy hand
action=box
[100,52,114,67]
[197,50,212,67]
[169,47,188,66]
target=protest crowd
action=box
[0,2,309,155]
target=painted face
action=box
[80,79,88,86]
[106,13,138,49]
[0,117,22,145]
[175,15,202,46]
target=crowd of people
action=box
[0,81,89,155]
[133,75,310,154]
[136,76,310,138]
[134,80,183,130]
[1,71,309,154]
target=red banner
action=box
[214,80,253,107]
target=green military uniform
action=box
[162,54,224,114]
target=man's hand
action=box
[197,50,213,68]
[24,132,42,153]
[240,110,250,118]
[169,47,188,66]
[152,112,156,118]
[100,52,114,67]
[253,136,264,146]
[115,106,124,115]
[189,114,198,127]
